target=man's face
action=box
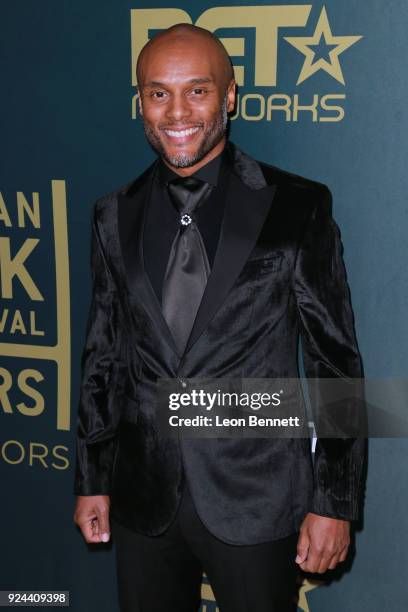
[137,34,236,172]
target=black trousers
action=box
[111,481,300,612]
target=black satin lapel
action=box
[118,162,182,358]
[183,172,277,354]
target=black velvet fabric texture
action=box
[73,141,366,544]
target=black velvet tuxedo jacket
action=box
[74,141,365,545]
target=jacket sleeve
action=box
[73,200,124,496]
[293,185,366,521]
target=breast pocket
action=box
[246,252,284,276]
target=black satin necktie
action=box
[162,176,213,354]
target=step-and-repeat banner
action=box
[1,2,407,610]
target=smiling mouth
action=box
[162,126,201,139]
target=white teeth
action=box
[164,127,200,138]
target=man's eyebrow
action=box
[142,77,214,88]
[142,80,166,88]
[187,78,213,84]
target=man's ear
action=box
[138,91,143,116]
[226,79,236,113]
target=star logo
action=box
[284,6,362,85]
[298,578,325,611]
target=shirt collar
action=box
[158,144,227,187]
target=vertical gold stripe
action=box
[51,180,71,431]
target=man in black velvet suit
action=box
[73,23,366,612]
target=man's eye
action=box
[151,91,166,99]
[191,88,206,95]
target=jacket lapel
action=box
[118,161,182,357]
[183,146,277,353]
[117,143,277,360]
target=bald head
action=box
[136,23,234,89]
[135,23,237,174]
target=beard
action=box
[142,94,229,168]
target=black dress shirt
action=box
[143,144,231,305]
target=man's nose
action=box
[165,93,192,121]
